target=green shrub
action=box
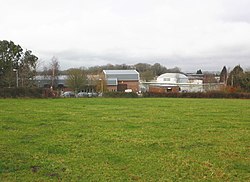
[0,88,44,98]
[143,91,250,99]
[103,92,138,98]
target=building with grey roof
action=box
[34,75,68,88]
[103,70,140,92]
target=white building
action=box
[141,72,223,93]
[157,73,189,84]
[156,73,193,92]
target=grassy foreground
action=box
[0,98,249,181]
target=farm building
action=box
[155,73,190,92]
[34,75,97,92]
[141,72,204,92]
[157,73,189,84]
[186,73,204,84]
[103,70,140,92]
[34,75,68,88]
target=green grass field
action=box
[0,98,249,181]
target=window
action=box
[164,78,170,81]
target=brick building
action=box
[103,70,140,92]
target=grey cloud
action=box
[220,0,250,23]
[2,0,250,72]
[38,47,249,72]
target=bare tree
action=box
[41,57,60,88]
[66,67,87,92]
[50,57,60,88]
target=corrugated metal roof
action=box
[34,75,68,80]
[103,70,139,81]
[103,70,138,74]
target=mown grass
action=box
[0,98,249,181]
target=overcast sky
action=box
[1,0,250,71]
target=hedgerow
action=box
[143,91,250,99]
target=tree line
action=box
[85,63,181,81]
[1,40,249,92]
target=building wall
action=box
[118,80,139,92]
[106,85,117,92]
[149,86,180,93]
[106,81,139,92]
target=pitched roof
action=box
[103,70,138,75]
[103,70,139,81]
